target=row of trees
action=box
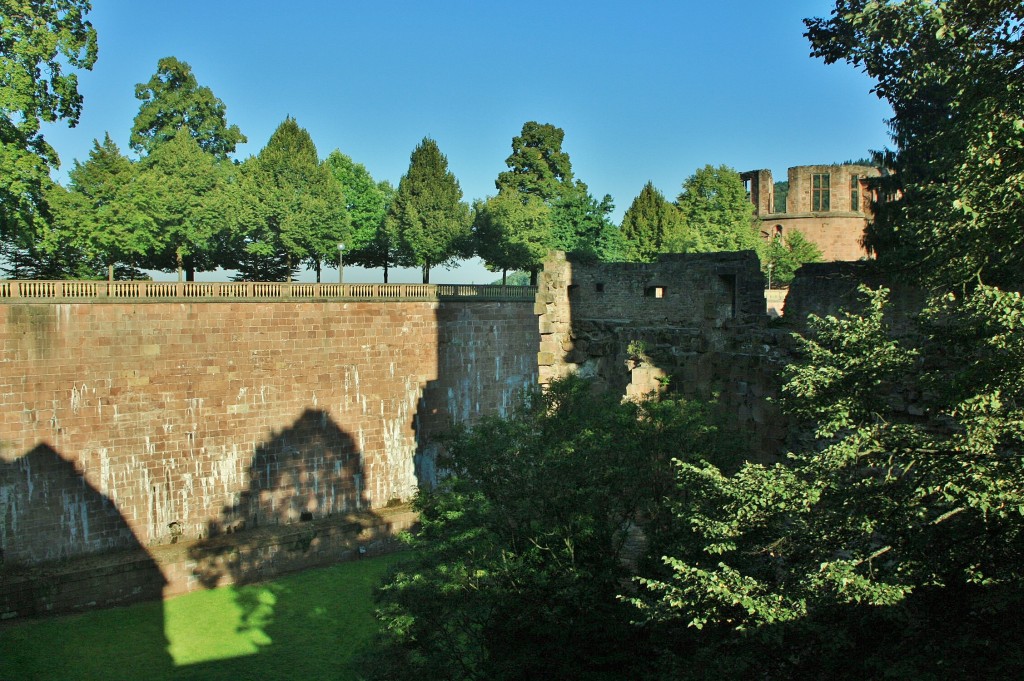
[363,0,1024,678]
[1,13,816,284]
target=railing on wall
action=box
[0,280,537,303]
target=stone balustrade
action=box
[0,280,537,303]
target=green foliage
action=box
[0,0,97,258]
[487,270,531,286]
[130,56,246,159]
[636,287,1024,678]
[365,376,723,681]
[325,150,396,281]
[230,117,348,281]
[550,183,620,261]
[43,134,157,278]
[496,121,574,202]
[473,188,551,282]
[384,137,471,283]
[482,121,621,274]
[135,129,235,279]
[772,180,788,214]
[762,231,822,287]
[620,181,685,262]
[806,0,1024,288]
[674,164,761,255]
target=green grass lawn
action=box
[0,554,400,681]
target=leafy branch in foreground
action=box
[362,376,723,681]
[634,287,1024,679]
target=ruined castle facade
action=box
[741,164,884,262]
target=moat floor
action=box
[0,554,400,681]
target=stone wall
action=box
[0,298,537,616]
[536,251,788,455]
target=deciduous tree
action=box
[134,129,233,280]
[325,150,396,281]
[230,118,348,281]
[762,230,822,287]
[384,138,471,283]
[130,56,246,159]
[675,165,761,254]
[806,0,1024,289]
[44,133,156,279]
[0,0,97,267]
[366,376,722,681]
[473,188,551,284]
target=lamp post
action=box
[338,243,345,284]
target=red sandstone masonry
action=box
[0,300,537,576]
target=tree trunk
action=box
[502,269,508,286]
[422,262,430,284]
[530,268,538,286]
[314,259,322,283]
[108,263,114,282]
[383,262,389,284]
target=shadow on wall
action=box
[187,408,401,590]
[0,442,173,669]
[536,250,786,458]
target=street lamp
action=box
[338,243,345,284]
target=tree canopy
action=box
[134,128,233,280]
[325,150,396,281]
[472,188,551,283]
[230,117,348,281]
[384,137,471,283]
[130,56,246,159]
[478,121,620,280]
[620,181,685,262]
[635,287,1024,677]
[496,121,574,202]
[762,230,822,287]
[366,376,725,681]
[806,0,1024,289]
[0,0,97,256]
[44,133,156,279]
[675,164,761,254]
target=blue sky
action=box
[42,0,892,283]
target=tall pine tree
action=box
[385,138,471,283]
[620,181,685,262]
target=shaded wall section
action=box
[0,299,537,576]
[536,251,789,456]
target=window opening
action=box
[645,286,666,299]
[812,173,831,212]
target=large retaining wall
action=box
[0,297,537,616]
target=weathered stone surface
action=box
[0,298,537,616]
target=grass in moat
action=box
[0,554,400,681]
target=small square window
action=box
[645,286,666,299]
[595,283,605,293]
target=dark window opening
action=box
[850,175,860,212]
[645,286,666,299]
[595,283,605,293]
[812,173,831,212]
[568,284,579,298]
[718,274,737,318]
